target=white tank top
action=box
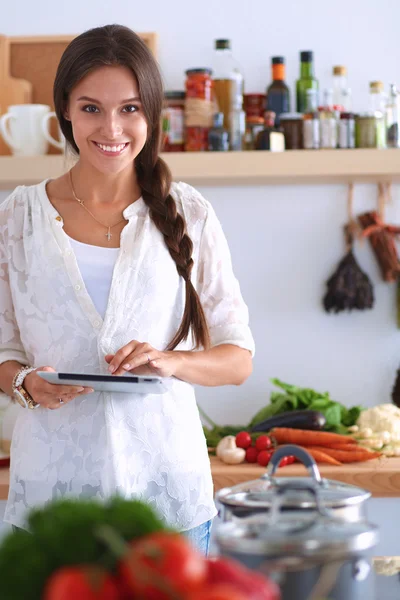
[67,236,120,318]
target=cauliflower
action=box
[356,404,400,441]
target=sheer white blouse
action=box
[0,179,255,530]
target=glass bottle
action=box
[296,51,319,113]
[386,83,400,148]
[254,111,285,152]
[303,88,320,149]
[208,112,229,151]
[229,96,246,151]
[266,56,290,126]
[332,66,348,112]
[212,39,244,135]
[319,89,338,149]
[369,81,386,148]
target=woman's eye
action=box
[123,104,138,113]
[83,105,99,113]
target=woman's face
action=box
[67,65,148,174]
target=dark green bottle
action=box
[296,51,319,113]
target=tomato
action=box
[245,446,259,463]
[188,583,248,600]
[235,431,252,449]
[43,566,119,600]
[255,435,272,452]
[206,557,281,600]
[286,455,295,465]
[257,450,273,467]
[279,457,289,467]
[120,531,207,600]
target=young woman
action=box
[0,24,254,553]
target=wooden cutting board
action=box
[0,35,32,155]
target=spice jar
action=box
[244,94,265,118]
[244,116,265,150]
[355,113,385,148]
[279,112,303,149]
[339,112,355,148]
[162,91,185,152]
[185,68,214,151]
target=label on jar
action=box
[320,118,338,149]
[303,119,320,149]
[339,118,355,149]
[163,107,184,144]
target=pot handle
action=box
[264,444,322,484]
[268,479,329,529]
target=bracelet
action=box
[12,366,39,409]
[12,366,36,392]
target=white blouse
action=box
[67,236,119,319]
[0,179,255,531]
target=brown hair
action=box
[53,24,210,351]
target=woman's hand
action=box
[105,341,181,378]
[23,366,94,410]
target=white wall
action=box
[1,0,400,427]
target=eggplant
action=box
[249,410,326,433]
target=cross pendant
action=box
[106,229,112,241]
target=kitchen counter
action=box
[1,456,400,500]
[209,455,400,496]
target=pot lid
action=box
[217,445,370,510]
[216,512,379,558]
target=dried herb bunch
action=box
[323,184,374,314]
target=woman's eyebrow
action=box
[76,95,141,103]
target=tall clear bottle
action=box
[332,66,349,112]
[296,51,319,113]
[212,39,244,135]
[229,96,246,151]
[386,83,400,148]
[369,81,386,148]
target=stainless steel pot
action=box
[216,445,371,523]
[216,478,379,600]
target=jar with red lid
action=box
[162,91,185,152]
[185,68,214,151]
[244,94,266,118]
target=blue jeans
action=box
[182,519,212,556]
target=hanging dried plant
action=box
[323,184,374,313]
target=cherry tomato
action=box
[43,566,119,600]
[279,457,289,467]
[235,431,252,449]
[120,531,207,600]
[286,455,296,465]
[188,584,248,600]
[255,435,272,452]
[257,450,273,467]
[245,446,259,463]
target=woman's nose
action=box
[100,115,123,139]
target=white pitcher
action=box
[41,111,65,152]
[0,104,51,156]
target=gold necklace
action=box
[69,170,126,242]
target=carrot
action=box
[304,446,381,463]
[305,448,342,466]
[303,443,360,451]
[271,428,357,447]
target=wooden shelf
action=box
[1,149,400,189]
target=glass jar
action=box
[244,116,265,150]
[185,68,214,151]
[355,112,385,148]
[338,112,355,148]
[162,91,185,152]
[279,112,303,149]
[244,94,266,118]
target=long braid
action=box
[136,152,210,351]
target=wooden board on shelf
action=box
[0,36,32,156]
[0,32,158,156]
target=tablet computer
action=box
[37,371,168,394]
